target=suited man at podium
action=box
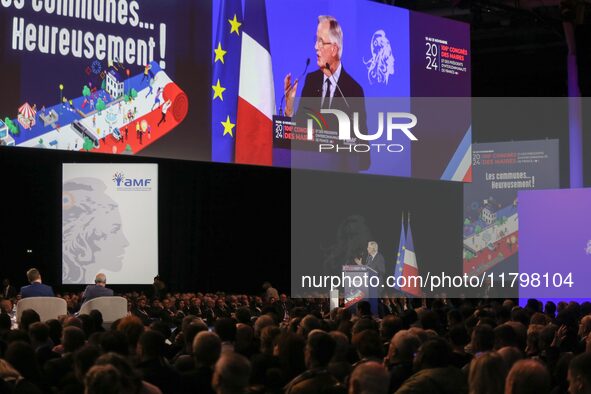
[366,241,385,282]
[283,15,370,172]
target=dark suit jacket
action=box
[136,358,181,394]
[20,282,54,298]
[298,67,365,112]
[367,252,386,280]
[2,285,17,299]
[295,67,370,171]
[80,284,114,304]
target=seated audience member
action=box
[0,358,43,394]
[20,268,54,298]
[254,314,275,339]
[496,346,524,372]
[215,317,237,352]
[284,330,339,394]
[116,315,144,356]
[297,315,321,339]
[173,320,209,371]
[352,329,383,364]
[349,361,389,394]
[148,320,177,359]
[380,315,403,347]
[385,330,421,393]
[131,296,152,326]
[84,364,123,394]
[182,331,222,394]
[274,331,306,385]
[59,344,100,393]
[46,319,63,346]
[81,273,114,304]
[328,331,352,384]
[448,324,472,369]
[212,352,252,394]
[28,321,59,367]
[214,298,231,320]
[19,309,40,332]
[494,323,519,350]
[100,330,129,356]
[471,324,495,354]
[0,313,11,346]
[44,326,86,390]
[94,352,162,394]
[251,325,282,386]
[234,323,256,358]
[505,359,551,394]
[396,338,468,394]
[1,299,15,328]
[136,330,181,394]
[189,297,203,317]
[5,340,48,391]
[468,352,506,394]
[566,352,591,394]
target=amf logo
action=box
[112,172,152,190]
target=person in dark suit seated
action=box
[81,273,114,304]
[20,268,54,298]
[136,330,181,394]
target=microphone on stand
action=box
[325,62,350,109]
[279,58,310,116]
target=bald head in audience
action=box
[349,361,389,394]
[212,352,251,394]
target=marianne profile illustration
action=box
[363,30,395,86]
[63,177,129,284]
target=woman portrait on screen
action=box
[62,177,129,284]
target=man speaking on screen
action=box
[283,15,369,171]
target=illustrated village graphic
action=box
[0,60,188,155]
[463,197,518,275]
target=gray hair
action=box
[390,330,421,361]
[318,15,343,59]
[95,273,107,284]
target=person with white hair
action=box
[282,15,369,171]
[81,272,114,304]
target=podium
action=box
[272,116,368,173]
[342,265,379,314]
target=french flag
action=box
[235,0,275,165]
[401,218,423,297]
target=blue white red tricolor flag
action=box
[395,213,423,297]
[235,0,275,165]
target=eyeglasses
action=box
[315,36,334,47]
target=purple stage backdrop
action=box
[519,188,591,299]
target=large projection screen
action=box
[62,163,158,284]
